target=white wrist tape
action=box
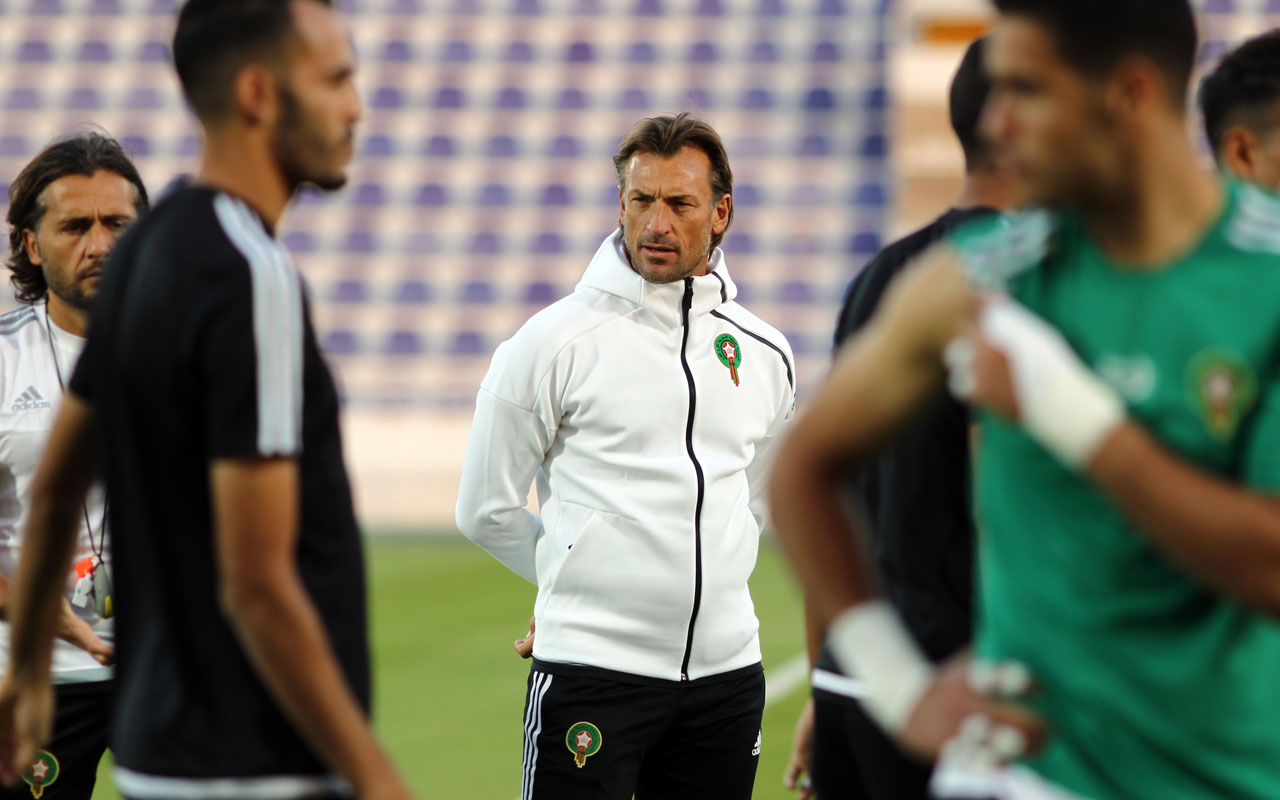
[979,299,1125,469]
[828,602,935,734]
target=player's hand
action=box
[898,655,1047,763]
[56,600,113,666]
[0,676,53,787]
[514,616,535,659]
[782,698,815,799]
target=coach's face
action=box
[619,146,731,285]
[272,0,361,192]
[24,170,139,315]
[980,16,1121,207]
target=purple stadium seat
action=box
[393,280,434,304]
[29,0,61,13]
[741,88,773,109]
[803,88,837,111]
[451,0,481,13]
[148,0,177,13]
[695,0,723,14]
[414,183,448,205]
[125,88,164,109]
[1200,39,1230,63]
[782,235,822,255]
[633,0,661,14]
[533,233,566,254]
[383,331,426,356]
[496,88,527,110]
[556,88,588,110]
[381,40,413,61]
[782,331,812,357]
[684,88,712,110]
[862,87,887,110]
[573,0,602,12]
[722,233,756,254]
[853,183,887,207]
[391,0,422,10]
[138,40,168,62]
[122,135,152,157]
[788,184,827,205]
[4,89,42,110]
[540,184,573,206]
[332,279,369,303]
[460,281,496,304]
[448,331,487,357]
[505,41,535,61]
[486,135,519,157]
[77,41,112,62]
[372,88,406,110]
[756,0,784,14]
[847,231,881,255]
[566,41,595,62]
[627,41,657,63]
[341,231,377,254]
[818,0,845,14]
[177,135,201,156]
[423,135,456,156]
[1203,0,1232,11]
[619,88,649,109]
[479,184,512,206]
[734,136,769,157]
[283,231,318,253]
[812,41,840,61]
[353,183,386,206]
[443,40,473,62]
[18,41,53,62]
[734,183,762,206]
[66,88,103,110]
[749,40,778,62]
[688,41,718,63]
[0,136,30,157]
[89,0,123,12]
[777,280,815,304]
[598,184,621,206]
[1268,0,1280,13]
[323,330,360,356]
[469,232,505,254]
[859,134,887,158]
[550,135,582,157]
[523,281,558,304]
[512,0,541,13]
[361,135,395,157]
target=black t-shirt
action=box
[816,207,995,692]
[71,186,369,782]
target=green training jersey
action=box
[950,180,1280,800]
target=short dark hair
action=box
[173,0,333,121]
[1198,31,1280,160]
[6,133,149,304]
[613,112,735,252]
[950,37,992,172]
[991,0,1198,107]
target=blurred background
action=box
[0,0,1273,796]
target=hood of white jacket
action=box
[577,229,739,327]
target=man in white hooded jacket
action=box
[457,113,795,800]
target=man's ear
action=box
[712,193,732,236]
[1220,125,1261,183]
[231,63,280,127]
[23,229,42,266]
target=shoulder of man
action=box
[712,301,795,394]
[947,207,1063,291]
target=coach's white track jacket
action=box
[457,230,795,682]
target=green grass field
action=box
[90,534,808,799]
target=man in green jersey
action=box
[1200,30,1280,190]
[770,1,1280,798]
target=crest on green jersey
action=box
[22,750,58,798]
[1186,348,1257,440]
[566,721,603,768]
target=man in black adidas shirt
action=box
[782,37,1016,800]
[0,2,414,800]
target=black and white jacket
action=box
[457,229,795,681]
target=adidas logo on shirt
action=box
[11,385,51,412]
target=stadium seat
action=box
[505,41,535,61]
[176,135,201,156]
[619,88,649,109]
[540,184,573,206]
[496,88,527,110]
[433,88,465,109]
[748,40,778,62]
[688,41,718,63]
[341,232,378,254]
[371,88,406,110]
[448,331,488,357]
[722,233,756,254]
[332,279,370,303]
[522,281,559,304]
[859,134,887,158]
[460,281,497,304]
[353,183,387,206]
[796,135,831,157]
[733,136,769,157]
[695,0,724,14]
[1203,0,1233,11]
[138,40,168,62]
[777,280,816,304]
[125,88,165,109]
[811,40,840,61]
[1200,39,1231,63]
[803,88,837,111]
[323,330,360,356]
[566,41,595,62]
[1268,0,1280,13]
[29,0,61,13]
[65,88,103,110]
[556,88,589,109]
[756,0,784,15]
[469,232,505,254]
[121,135,152,157]
[443,40,473,62]
[451,0,481,14]
[18,41,53,62]
[414,183,449,205]
[782,331,813,356]
[361,135,395,157]
[862,87,888,110]
[533,233,567,254]
[633,0,661,15]
[77,41,112,62]
[392,280,434,304]
[512,0,541,14]
[4,89,42,110]
[684,88,713,110]
[740,88,774,110]
[88,0,123,12]
[818,0,845,14]
[283,231,318,254]
[479,183,512,206]
[381,40,413,62]
[549,135,583,157]
[422,135,457,157]
[734,183,762,206]
[846,231,881,255]
[383,331,426,356]
[0,136,30,157]
[486,135,519,157]
[627,41,658,63]
[852,182,887,207]
[788,184,827,205]
[148,0,178,14]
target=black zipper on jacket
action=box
[678,277,706,681]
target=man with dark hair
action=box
[0,132,147,800]
[0,2,414,800]
[1199,30,1280,190]
[782,36,1016,800]
[772,0,1280,797]
[457,112,795,799]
